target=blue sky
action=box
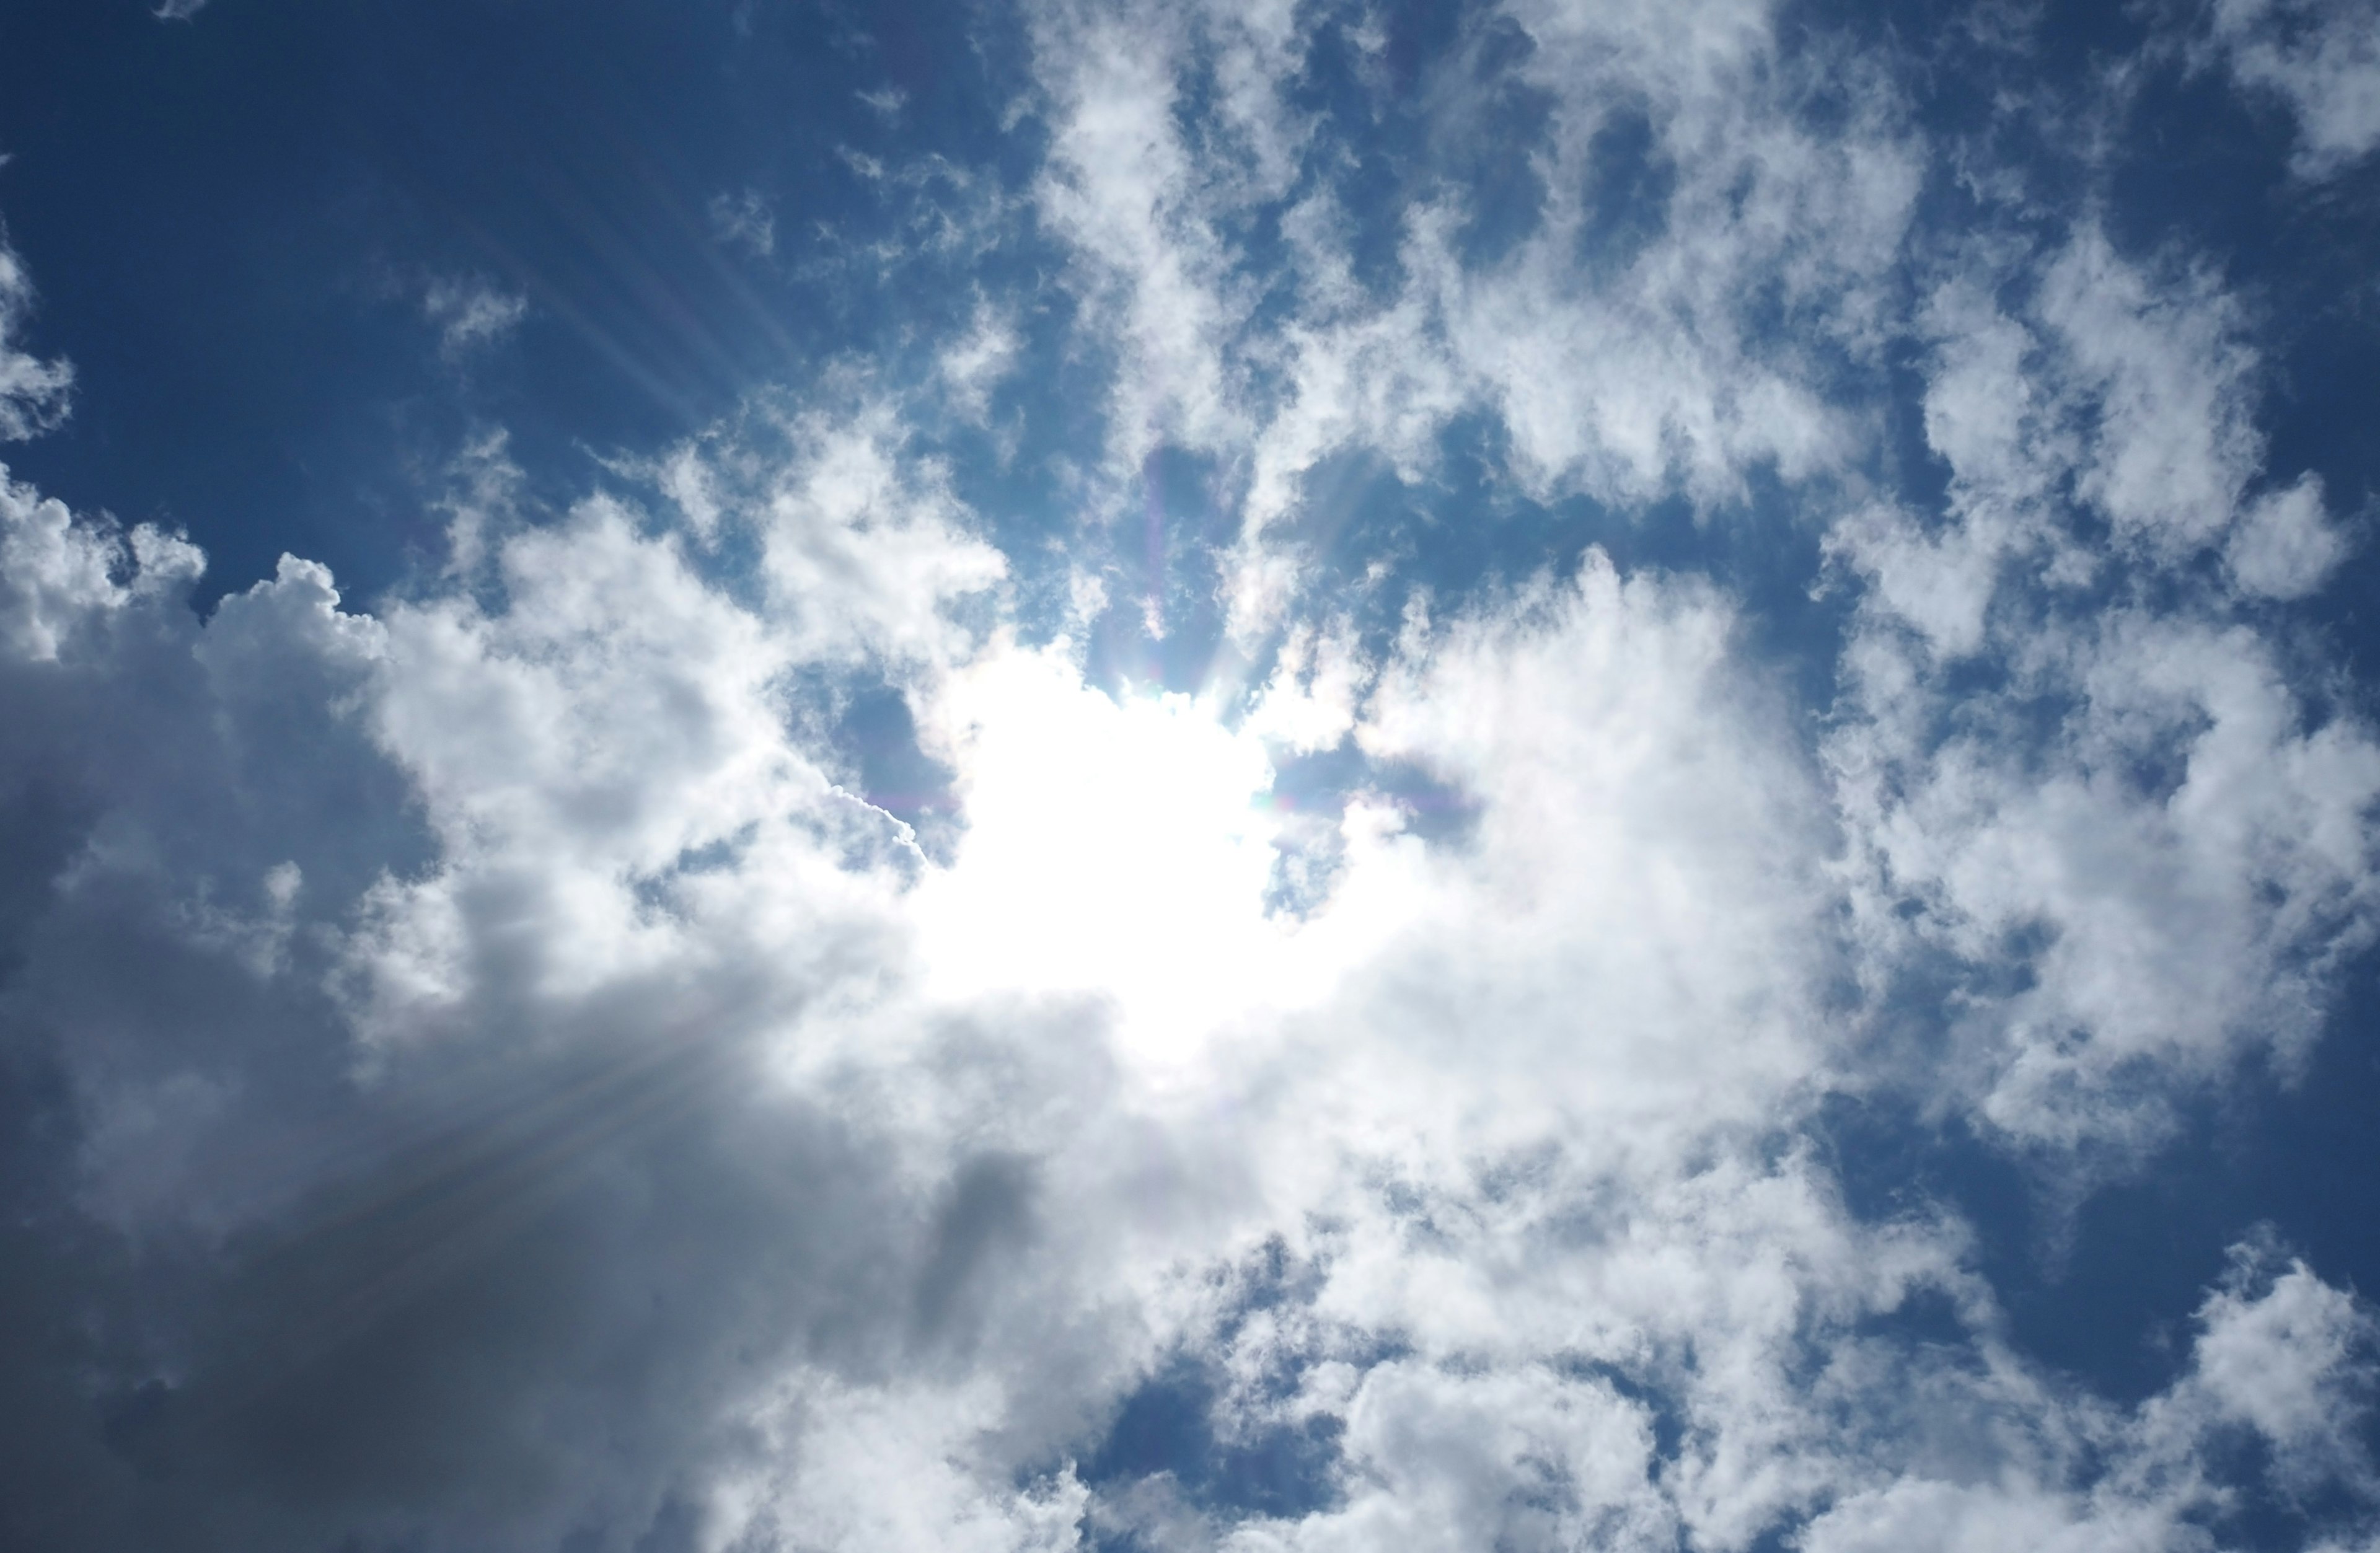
[4,1,2380,1550]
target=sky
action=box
[3,0,2380,1549]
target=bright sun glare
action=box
[908,642,1391,1063]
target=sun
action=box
[907,638,1311,1062]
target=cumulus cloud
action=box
[1800,1238,2380,1551]
[0,460,1781,1547]
[5,0,2380,1549]
[1825,222,2379,1156]
[0,436,1070,1549]
[6,398,2370,1545]
[1015,0,2380,1165]
[2231,475,2352,599]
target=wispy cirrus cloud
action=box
[420,276,527,359]
[0,232,70,441]
[709,187,778,258]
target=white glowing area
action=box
[906,639,1411,1061]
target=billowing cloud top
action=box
[2,1,2379,1550]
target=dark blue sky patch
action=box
[2102,47,2316,279]
[1574,104,1676,282]
[1080,1355,1346,1533]
[1263,445,1430,635]
[2176,1410,2380,1553]
[1272,413,1587,647]
[1267,741,1483,845]
[1282,12,1432,306]
[1553,1355,1689,1466]
[1258,736,1481,915]
[1871,337,1959,518]
[1440,15,1554,271]
[1817,1011,2380,1428]
[1270,422,1854,720]
[0,0,1018,609]
[1848,1280,1972,1355]
[1070,1241,1357,1534]
[1081,446,1242,695]
[827,680,964,863]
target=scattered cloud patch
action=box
[938,298,1020,423]
[709,187,778,257]
[0,234,70,440]
[2211,0,2380,178]
[420,276,527,358]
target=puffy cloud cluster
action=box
[3,418,2373,1547]
[1015,0,2380,1153]
[1826,224,2377,1155]
[4,0,2380,1549]
[0,388,1103,1543]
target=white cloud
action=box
[1020,0,1928,634]
[0,433,1091,1548]
[0,468,201,659]
[1824,222,2380,1155]
[1341,554,1837,1158]
[2211,0,2380,178]
[939,297,1021,424]
[710,187,778,257]
[746,399,1010,664]
[2230,473,2350,599]
[0,235,71,441]
[1028,1,1265,467]
[420,276,527,357]
[2035,227,2267,557]
[1795,1238,2379,1552]
[2179,1240,2378,1477]
[1833,594,2380,1158]
[3,335,2378,1549]
[5,4,2380,1550]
